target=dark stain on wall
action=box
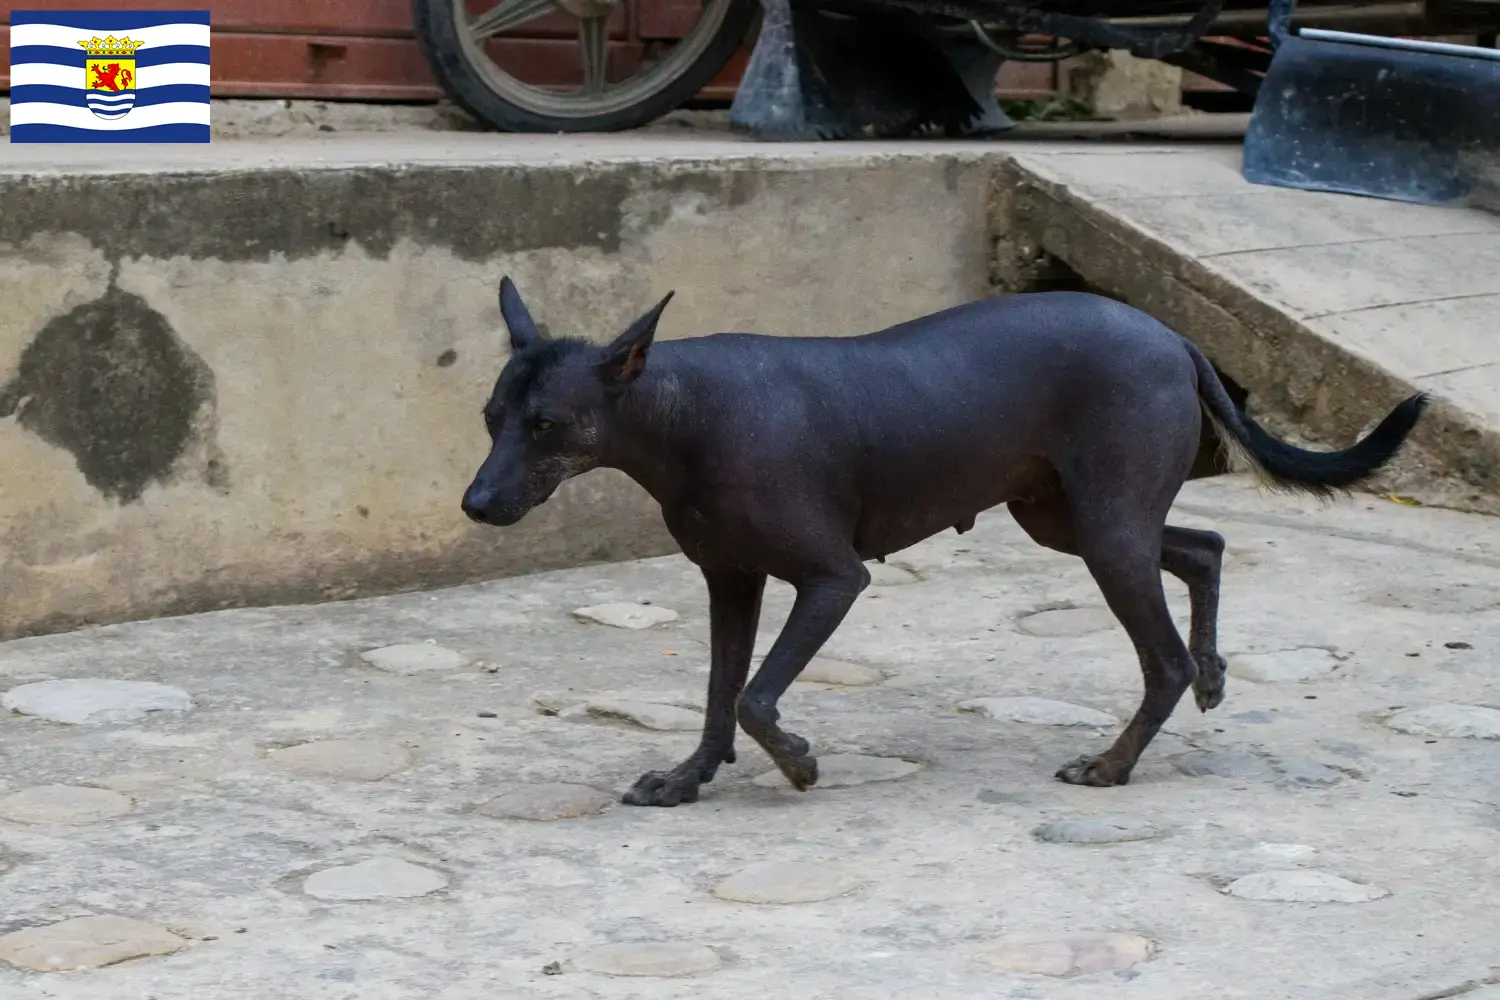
[0,286,215,504]
[0,166,641,264]
[0,161,798,267]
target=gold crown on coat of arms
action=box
[78,35,144,57]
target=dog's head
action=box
[461,276,673,527]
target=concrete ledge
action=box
[0,140,995,639]
[3,134,1497,640]
[995,147,1500,515]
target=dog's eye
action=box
[533,418,555,433]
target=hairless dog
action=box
[462,277,1427,807]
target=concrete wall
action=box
[0,154,994,639]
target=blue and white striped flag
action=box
[9,10,210,143]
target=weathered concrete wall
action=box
[0,154,994,638]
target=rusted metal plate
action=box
[638,0,702,38]
[208,34,443,99]
[2,0,415,34]
[697,42,748,99]
[997,58,1062,99]
[206,32,648,98]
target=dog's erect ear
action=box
[499,276,543,352]
[598,291,674,388]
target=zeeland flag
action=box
[9,10,210,142]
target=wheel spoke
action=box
[469,0,558,39]
[578,16,609,94]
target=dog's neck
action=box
[598,368,691,506]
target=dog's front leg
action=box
[737,568,868,791]
[623,568,766,807]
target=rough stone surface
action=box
[478,783,613,821]
[302,858,448,900]
[1034,816,1160,844]
[585,698,702,731]
[1015,606,1117,637]
[712,861,864,904]
[1,475,1498,997]
[752,754,922,788]
[1172,750,1278,781]
[1,679,192,725]
[1364,583,1500,614]
[1276,759,1347,787]
[1384,704,1500,740]
[1227,647,1340,683]
[0,785,133,825]
[1067,50,1184,120]
[1230,710,1276,724]
[268,739,410,780]
[1225,870,1390,903]
[1255,843,1318,861]
[0,916,184,972]
[796,658,886,686]
[959,696,1118,727]
[572,603,679,629]
[1171,750,1347,787]
[974,932,1156,976]
[532,691,590,715]
[866,562,919,586]
[574,942,721,978]
[358,642,469,675]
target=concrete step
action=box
[1,131,1495,640]
[995,144,1500,514]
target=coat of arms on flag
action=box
[9,10,211,143]
[81,34,143,121]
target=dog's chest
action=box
[662,501,763,570]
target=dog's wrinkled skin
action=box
[463,277,1427,806]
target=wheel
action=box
[413,0,759,132]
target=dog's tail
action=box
[1183,338,1428,500]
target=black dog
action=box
[462,277,1426,806]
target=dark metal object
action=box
[730,0,1014,138]
[1243,0,1500,206]
[730,0,1228,138]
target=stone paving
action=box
[2,475,1500,998]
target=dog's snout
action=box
[461,500,488,524]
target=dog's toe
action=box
[777,754,819,792]
[1055,754,1130,787]
[622,770,700,807]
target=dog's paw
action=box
[622,769,702,807]
[1192,652,1228,712]
[775,753,819,792]
[1055,754,1131,787]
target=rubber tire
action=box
[413,0,760,133]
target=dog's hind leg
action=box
[1055,499,1197,787]
[1161,526,1227,712]
[1008,504,1225,713]
[1012,495,1197,785]
[624,568,766,807]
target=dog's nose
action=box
[461,500,487,524]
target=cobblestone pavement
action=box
[3,475,1499,999]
